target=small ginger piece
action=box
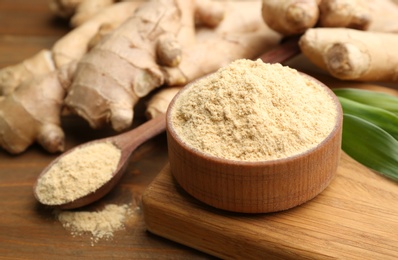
[146,87,182,119]
[261,0,320,35]
[299,28,398,82]
[318,0,371,30]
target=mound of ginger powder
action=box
[170,59,338,161]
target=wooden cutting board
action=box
[142,152,398,259]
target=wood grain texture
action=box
[142,152,398,259]
[0,0,69,68]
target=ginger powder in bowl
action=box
[167,59,343,213]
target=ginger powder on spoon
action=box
[35,142,121,205]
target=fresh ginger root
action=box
[164,0,281,86]
[0,2,143,154]
[367,0,398,33]
[146,87,182,119]
[261,0,398,35]
[69,0,115,27]
[52,1,143,68]
[318,0,371,30]
[0,1,142,96]
[261,0,320,35]
[319,0,398,33]
[194,0,225,28]
[0,63,76,154]
[65,0,209,131]
[299,28,398,82]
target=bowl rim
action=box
[166,71,343,167]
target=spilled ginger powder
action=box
[56,204,132,245]
[35,142,121,205]
[171,59,337,161]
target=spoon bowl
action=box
[33,114,166,209]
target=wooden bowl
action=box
[166,73,343,213]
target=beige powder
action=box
[35,142,121,205]
[56,204,132,245]
[171,59,337,161]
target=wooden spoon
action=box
[33,114,166,209]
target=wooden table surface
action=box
[0,1,213,259]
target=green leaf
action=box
[338,96,398,140]
[333,88,398,115]
[342,114,398,181]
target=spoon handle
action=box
[113,114,166,154]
